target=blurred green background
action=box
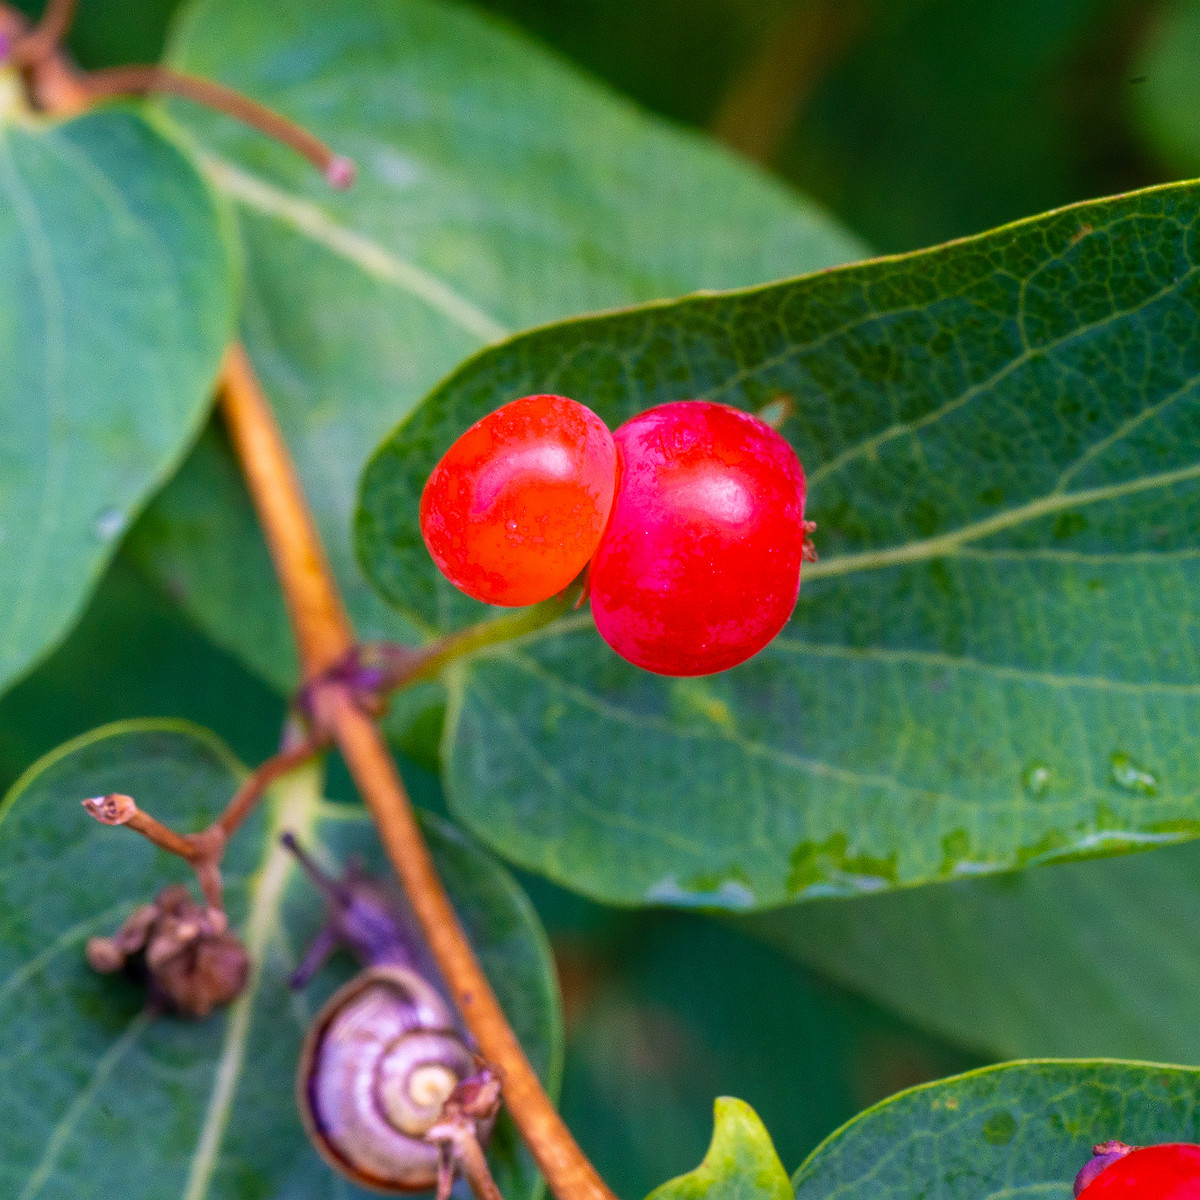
[13,0,1200,254]
[4,0,1199,1194]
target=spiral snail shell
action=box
[299,964,478,1190]
[283,833,491,1193]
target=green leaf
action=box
[748,839,1200,1066]
[1133,0,1200,178]
[358,180,1200,909]
[645,1098,791,1200]
[0,722,560,1200]
[792,1060,1200,1200]
[0,92,236,699]
[127,0,864,694]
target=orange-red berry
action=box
[420,394,617,607]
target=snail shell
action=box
[298,964,478,1192]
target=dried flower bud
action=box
[1074,1141,1135,1196]
[86,885,249,1018]
[443,1067,503,1122]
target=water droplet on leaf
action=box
[1110,752,1159,796]
[1022,762,1052,798]
[94,509,126,542]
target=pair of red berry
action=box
[1075,1142,1200,1197]
[419,394,810,676]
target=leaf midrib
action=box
[197,150,509,344]
[182,763,323,1200]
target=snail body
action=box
[283,834,492,1193]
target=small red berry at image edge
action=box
[420,394,617,607]
[590,399,807,676]
[1075,1142,1200,1198]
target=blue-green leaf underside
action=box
[0,722,560,1200]
[357,180,1200,909]
[0,91,235,700]
[125,0,864,698]
[792,1060,1200,1200]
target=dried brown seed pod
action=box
[87,885,249,1018]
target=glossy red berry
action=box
[420,394,617,607]
[1076,1143,1200,1198]
[589,400,807,676]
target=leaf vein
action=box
[198,151,509,343]
[182,767,322,1200]
[771,638,1200,695]
[804,455,1200,581]
[17,1012,151,1200]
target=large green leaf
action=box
[792,1060,1200,1200]
[126,0,864,694]
[0,722,560,1200]
[645,1098,790,1200]
[749,839,1200,1066]
[0,87,236,699]
[358,180,1200,908]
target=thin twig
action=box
[215,733,325,838]
[218,347,617,1200]
[83,793,200,861]
[0,1,90,114]
[7,0,77,68]
[81,66,355,187]
[82,731,325,909]
[0,8,353,186]
[456,1133,506,1200]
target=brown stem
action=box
[81,66,355,187]
[220,346,355,677]
[0,8,354,186]
[0,1,90,115]
[83,792,226,908]
[435,1128,505,1200]
[83,794,200,861]
[218,348,617,1200]
[215,733,324,839]
[0,5,29,60]
[7,0,77,67]
[82,731,325,910]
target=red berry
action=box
[589,400,807,676]
[420,394,617,607]
[1077,1144,1200,1198]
